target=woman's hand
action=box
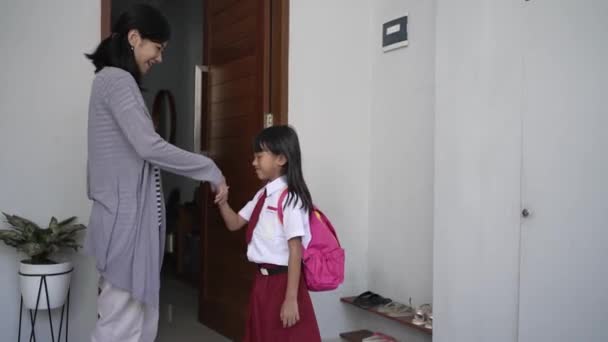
[214,181,229,205]
[280,298,300,328]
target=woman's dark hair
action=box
[85,4,170,84]
[254,125,313,212]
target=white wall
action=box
[365,1,436,340]
[290,1,436,340]
[368,0,435,313]
[142,0,203,203]
[288,0,373,338]
[433,1,524,342]
[3,1,536,341]
[0,0,99,341]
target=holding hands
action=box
[214,180,229,205]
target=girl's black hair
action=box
[254,125,313,212]
[85,4,170,84]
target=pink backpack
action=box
[278,189,345,291]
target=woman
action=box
[84,4,227,341]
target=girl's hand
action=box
[280,298,300,328]
[214,181,229,205]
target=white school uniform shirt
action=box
[238,176,312,266]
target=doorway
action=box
[101,0,289,340]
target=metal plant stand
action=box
[18,268,72,342]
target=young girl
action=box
[217,125,322,342]
[85,4,227,341]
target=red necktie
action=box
[245,190,267,244]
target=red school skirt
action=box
[243,265,321,342]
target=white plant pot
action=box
[19,261,72,310]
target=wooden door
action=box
[198,0,288,340]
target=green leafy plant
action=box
[0,213,86,264]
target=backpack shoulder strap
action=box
[312,207,341,245]
[277,188,289,225]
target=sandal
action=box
[425,313,433,329]
[388,303,414,317]
[412,304,432,326]
[377,301,400,313]
[377,301,414,317]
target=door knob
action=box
[522,209,531,218]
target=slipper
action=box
[358,293,391,309]
[354,291,391,309]
[362,332,397,342]
[353,291,375,306]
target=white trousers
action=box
[91,278,159,342]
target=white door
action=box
[519,1,608,341]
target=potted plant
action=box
[0,213,86,310]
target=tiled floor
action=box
[157,275,229,342]
[156,274,338,341]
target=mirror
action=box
[152,89,177,144]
